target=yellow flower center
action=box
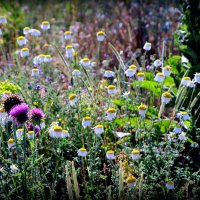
[53,126,63,132]
[180,111,187,115]
[45,55,51,58]
[162,92,172,98]
[167,180,174,185]
[42,21,49,24]
[126,176,136,183]
[183,77,190,80]
[21,47,29,51]
[164,65,171,70]
[17,36,25,41]
[107,108,116,113]
[63,130,68,133]
[80,147,86,151]
[84,116,91,121]
[97,31,105,36]
[69,94,77,100]
[132,149,140,154]
[8,138,14,143]
[28,131,34,135]
[95,124,103,128]
[17,129,23,132]
[24,27,30,31]
[32,68,39,72]
[82,58,90,62]
[66,45,73,49]
[107,85,116,90]
[107,150,114,154]
[129,65,137,69]
[0,107,5,112]
[138,104,147,110]
[65,31,71,35]
[157,72,164,76]
[137,72,144,77]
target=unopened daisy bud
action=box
[82,116,91,127]
[94,124,104,135]
[179,132,186,141]
[29,29,41,37]
[62,130,70,138]
[166,180,174,190]
[104,70,115,78]
[81,57,90,67]
[161,92,172,104]
[72,69,81,76]
[31,68,39,77]
[20,47,29,57]
[0,16,7,24]
[180,111,190,120]
[10,164,19,173]
[106,108,117,121]
[27,131,34,139]
[154,59,162,67]
[168,132,176,141]
[137,72,145,82]
[40,119,45,129]
[181,77,191,86]
[173,125,181,134]
[106,150,115,160]
[187,81,195,88]
[194,73,200,83]
[125,65,137,77]
[7,138,15,149]
[190,142,199,148]
[0,107,7,119]
[49,126,63,138]
[17,36,27,46]
[16,128,23,139]
[126,176,137,187]
[64,31,72,40]
[97,31,105,42]
[132,149,140,160]
[69,94,77,106]
[41,21,50,30]
[23,27,30,35]
[143,42,151,51]
[78,147,88,157]
[107,85,117,95]
[138,104,147,116]
[91,61,97,67]
[65,45,74,59]
[162,65,171,76]
[154,72,165,82]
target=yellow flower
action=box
[42,21,49,25]
[17,36,25,41]
[164,65,171,70]
[183,77,190,80]
[66,45,73,49]
[65,31,71,35]
[82,57,90,62]
[79,147,86,151]
[27,131,34,135]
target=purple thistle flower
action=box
[28,108,44,124]
[9,103,29,125]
